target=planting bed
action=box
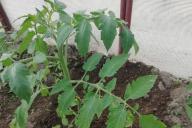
[0,53,191,128]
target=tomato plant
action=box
[0,0,167,128]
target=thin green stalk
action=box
[19,56,58,63]
[58,46,71,80]
[71,80,141,117]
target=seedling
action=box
[0,0,166,128]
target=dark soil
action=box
[0,57,190,128]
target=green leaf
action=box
[37,25,47,34]
[6,63,32,102]
[185,105,192,122]
[172,124,181,128]
[50,79,72,95]
[59,11,72,24]
[83,53,103,72]
[0,53,13,66]
[187,82,192,92]
[75,19,92,56]
[126,111,134,127]
[57,87,76,121]
[54,0,66,11]
[124,75,157,100]
[18,31,35,54]
[95,97,104,118]
[133,40,139,54]
[14,100,29,128]
[57,24,73,48]
[120,26,136,53]
[35,37,48,54]
[27,41,36,54]
[36,68,49,81]
[102,94,114,109]
[100,15,117,50]
[76,93,98,128]
[107,105,127,128]
[16,16,33,38]
[40,84,49,96]
[139,115,167,128]
[33,51,47,63]
[99,54,128,78]
[1,67,10,83]
[105,78,117,92]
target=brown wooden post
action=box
[0,2,12,31]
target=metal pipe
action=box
[119,0,133,53]
[0,2,12,31]
[125,0,133,28]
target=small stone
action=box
[144,94,150,98]
[160,71,177,88]
[151,67,160,74]
[171,116,181,124]
[158,81,165,91]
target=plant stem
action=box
[91,32,100,45]
[58,46,71,80]
[71,80,141,117]
[19,56,58,63]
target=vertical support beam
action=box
[125,0,133,28]
[0,2,12,31]
[120,0,127,21]
[121,0,133,28]
[119,0,133,53]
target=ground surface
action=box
[0,58,191,128]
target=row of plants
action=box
[0,0,169,128]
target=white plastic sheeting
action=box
[131,0,192,78]
[1,0,192,78]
